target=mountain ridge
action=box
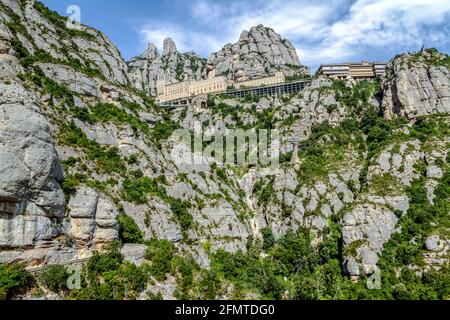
[0,0,449,300]
[128,24,309,95]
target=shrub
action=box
[168,198,193,232]
[62,174,84,197]
[151,119,180,143]
[145,239,175,281]
[122,178,193,232]
[261,227,275,252]
[0,264,34,300]
[59,122,126,175]
[39,265,68,293]
[207,94,215,107]
[85,242,124,280]
[33,2,97,41]
[73,107,95,124]
[70,242,147,300]
[118,214,143,244]
[122,177,166,204]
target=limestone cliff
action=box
[128,38,207,95]
[128,24,309,95]
[208,24,309,82]
[383,49,450,119]
[0,0,145,264]
[0,0,449,300]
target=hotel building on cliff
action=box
[317,61,387,81]
[156,71,286,104]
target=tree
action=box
[118,214,143,244]
[261,227,275,252]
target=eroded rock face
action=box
[0,80,64,248]
[342,138,448,277]
[382,49,450,119]
[208,24,308,81]
[128,38,207,95]
[38,63,101,97]
[68,187,119,247]
[0,1,449,288]
[128,25,309,94]
[343,204,399,276]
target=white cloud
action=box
[139,23,222,55]
[137,0,450,68]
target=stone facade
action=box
[317,61,387,80]
[156,72,285,103]
[235,71,285,89]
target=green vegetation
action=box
[295,120,364,182]
[294,85,449,184]
[0,264,34,300]
[1,2,33,43]
[243,94,261,104]
[18,66,75,105]
[151,117,180,143]
[261,227,275,252]
[33,1,97,41]
[410,48,450,69]
[2,3,449,299]
[145,239,176,281]
[362,163,450,300]
[122,176,167,204]
[122,177,193,233]
[253,178,274,208]
[286,69,311,82]
[332,80,382,116]
[73,103,178,145]
[170,228,345,299]
[39,265,69,293]
[368,174,403,196]
[163,203,449,300]
[207,94,216,107]
[58,121,126,175]
[168,198,194,232]
[74,102,148,133]
[2,1,104,81]
[210,102,276,131]
[175,62,184,81]
[118,214,144,244]
[19,49,105,80]
[69,242,148,300]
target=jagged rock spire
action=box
[162,37,177,56]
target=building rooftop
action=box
[319,61,386,68]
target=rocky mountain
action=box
[383,48,450,119]
[128,38,207,96]
[0,0,449,301]
[0,0,153,264]
[128,24,309,95]
[207,24,309,82]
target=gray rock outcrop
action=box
[0,79,65,248]
[1,1,449,293]
[208,24,308,82]
[128,38,207,95]
[383,49,450,119]
[68,187,119,247]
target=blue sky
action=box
[41,0,450,71]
